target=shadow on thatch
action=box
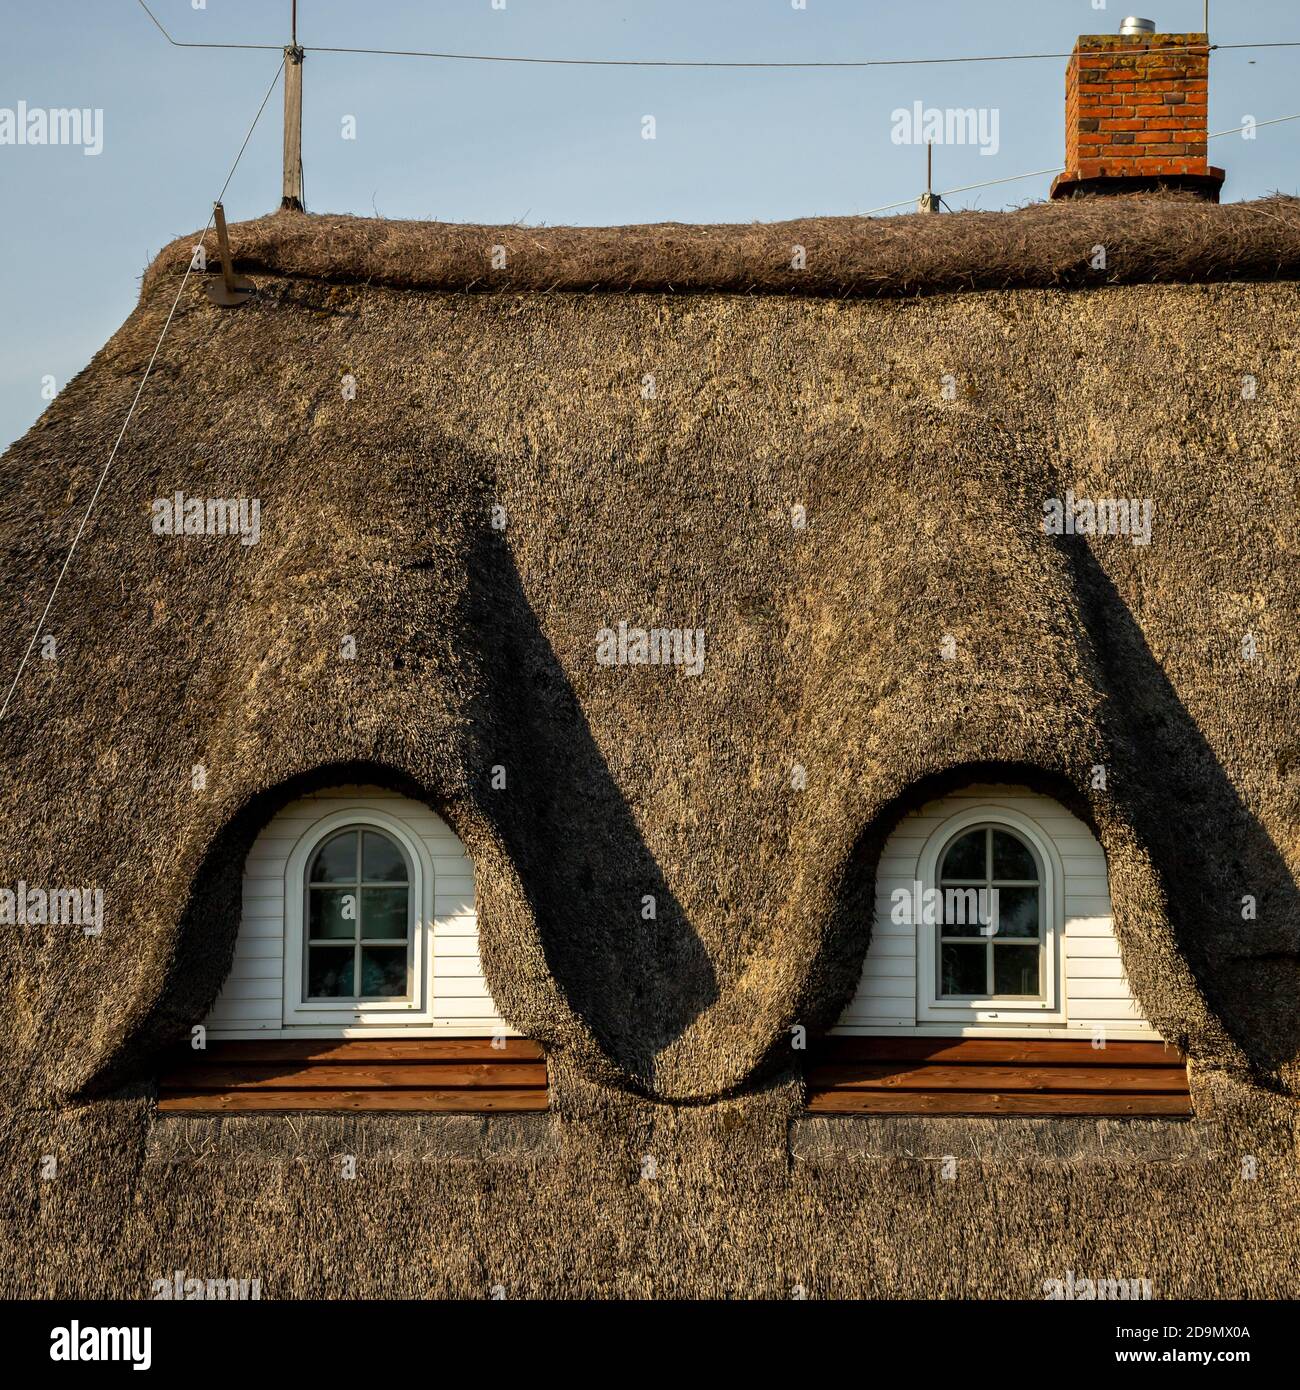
[457,526,718,1089]
[781,546,1299,1084]
[1057,536,1300,1074]
[92,531,719,1098]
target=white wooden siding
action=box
[833,785,1159,1040]
[204,786,509,1039]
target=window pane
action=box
[992,830,1037,881]
[309,888,356,940]
[940,829,985,881]
[307,946,354,998]
[309,831,356,883]
[361,887,408,940]
[993,944,1040,996]
[940,943,987,996]
[993,885,1040,938]
[360,946,407,997]
[362,831,407,883]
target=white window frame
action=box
[915,804,1066,1024]
[282,807,436,1027]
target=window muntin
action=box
[937,824,1045,1002]
[304,827,412,1001]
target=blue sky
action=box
[1,0,1297,450]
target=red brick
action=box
[1058,30,1222,196]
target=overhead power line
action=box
[1208,111,1300,138]
[301,43,1197,67]
[299,39,1300,67]
[0,56,287,725]
[861,166,1067,217]
[864,111,1300,216]
[135,4,1300,68]
[136,0,280,51]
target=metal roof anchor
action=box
[205,202,255,308]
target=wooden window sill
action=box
[805,1036,1191,1116]
[157,1039,549,1113]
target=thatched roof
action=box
[2,195,1298,1296]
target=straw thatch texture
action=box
[1,198,1298,1297]
[3,1073,1298,1298]
[142,193,1300,299]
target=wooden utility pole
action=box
[281,1,304,210]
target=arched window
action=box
[936,824,1043,1001]
[305,827,412,1001]
[281,805,436,1027]
[916,804,1064,1024]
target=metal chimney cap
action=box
[1120,16,1157,34]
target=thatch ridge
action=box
[143,194,1300,301]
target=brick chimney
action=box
[1050,22,1224,200]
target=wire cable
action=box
[0,56,286,725]
[862,165,1067,216]
[302,40,1300,67]
[135,3,1300,69]
[305,43,1100,67]
[1209,111,1300,138]
[136,0,281,51]
[865,110,1300,216]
